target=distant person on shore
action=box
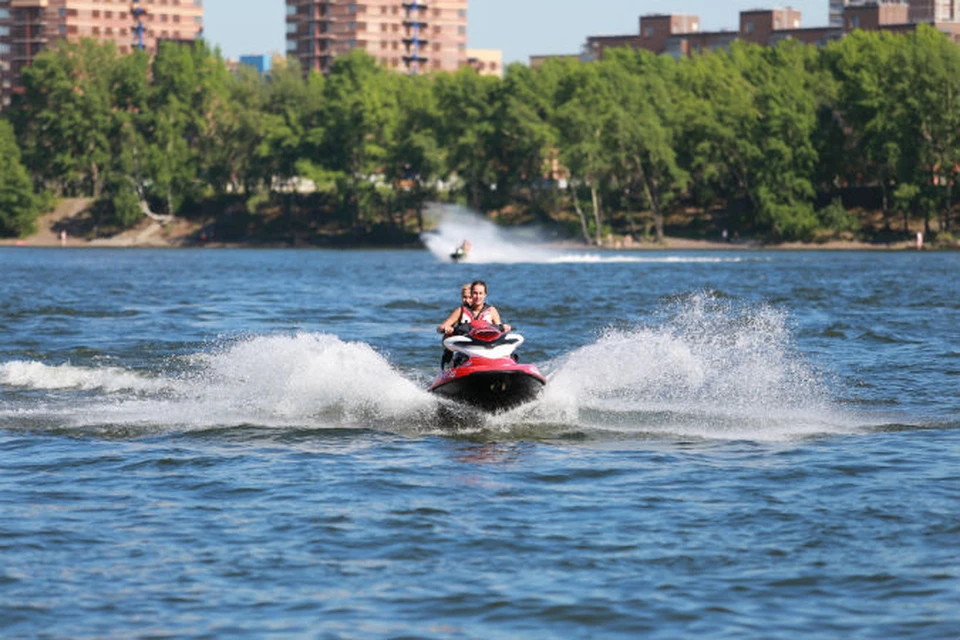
[59,229,67,247]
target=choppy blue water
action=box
[1,234,958,638]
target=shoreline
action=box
[0,200,944,251]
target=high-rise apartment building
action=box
[909,0,960,22]
[0,1,14,108]
[830,0,861,27]
[285,0,468,75]
[831,0,952,26]
[0,0,203,109]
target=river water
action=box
[1,223,957,637]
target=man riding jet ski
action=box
[450,239,471,262]
[430,280,545,412]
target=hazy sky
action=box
[203,0,830,65]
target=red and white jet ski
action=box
[428,322,546,412]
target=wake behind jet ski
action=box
[428,322,546,412]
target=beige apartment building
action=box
[571,3,960,64]
[909,0,960,21]
[466,47,501,77]
[0,0,203,108]
[285,0,467,75]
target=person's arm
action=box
[437,307,462,335]
[489,307,511,333]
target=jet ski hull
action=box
[428,358,545,413]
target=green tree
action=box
[0,120,42,237]
[554,61,615,245]
[824,30,904,225]
[14,39,115,197]
[433,67,499,211]
[320,50,398,231]
[892,26,960,234]
[385,74,444,232]
[602,50,689,243]
[742,42,820,240]
[489,63,560,218]
[677,42,819,241]
[147,41,232,213]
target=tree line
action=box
[1,26,958,244]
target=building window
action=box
[745,21,754,33]
[644,26,654,37]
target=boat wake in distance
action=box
[421,203,752,265]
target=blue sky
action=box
[203,0,829,65]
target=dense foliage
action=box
[0,120,43,236]
[3,27,959,243]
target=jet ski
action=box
[450,239,471,262]
[428,322,546,412]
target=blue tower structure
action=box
[402,0,428,75]
[130,0,147,51]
